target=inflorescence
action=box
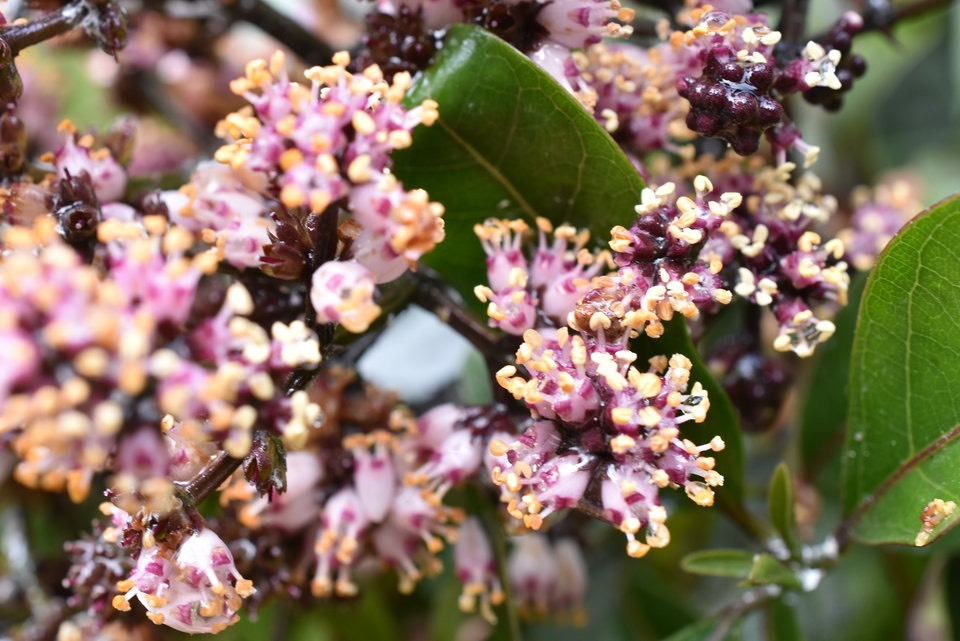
[0,0,927,636]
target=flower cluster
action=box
[622,152,852,358]
[360,0,637,97]
[454,516,590,625]
[215,51,444,332]
[475,192,729,556]
[0,140,323,507]
[563,5,864,166]
[711,163,849,356]
[217,369,505,608]
[676,14,785,156]
[474,217,609,335]
[569,42,698,162]
[592,177,737,337]
[838,174,924,272]
[492,345,724,556]
[158,161,273,269]
[674,7,865,160]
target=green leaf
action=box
[393,24,645,300]
[799,271,868,482]
[635,319,744,500]
[746,554,802,590]
[663,619,742,641]
[768,464,800,558]
[768,597,805,641]
[841,195,960,546]
[680,549,755,578]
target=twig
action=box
[776,0,810,58]
[223,0,335,65]
[812,0,953,41]
[175,451,242,505]
[412,273,514,368]
[411,273,517,405]
[0,1,89,56]
[707,585,782,641]
[860,0,953,34]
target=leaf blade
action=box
[768,463,800,558]
[746,554,801,590]
[680,549,755,578]
[842,194,960,545]
[393,24,645,299]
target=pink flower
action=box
[350,175,445,283]
[534,0,635,49]
[475,218,608,335]
[55,131,127,203]
[113,529,254,634]
[349,433,398,523]
[310,260,382,333]
[312,487,369,597]
[160,161,272,269]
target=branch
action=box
[412,272,514,369]
[223,0,335,65]
[708,585,782,641]
[814,0,953,41]
[776,0,810,57]
[0,2,89,57]
[175,451,242,505]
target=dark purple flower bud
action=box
[726,92,758,124]
[719,62,744,83]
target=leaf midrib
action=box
[435,117,539,220]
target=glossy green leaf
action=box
[768,464,800,558]
[393,24,645,299]
[841,195,960,546]
[746,554,802,590]
[680,549,755,578]
[635,319,744,499]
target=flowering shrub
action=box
[0,0,957,639]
